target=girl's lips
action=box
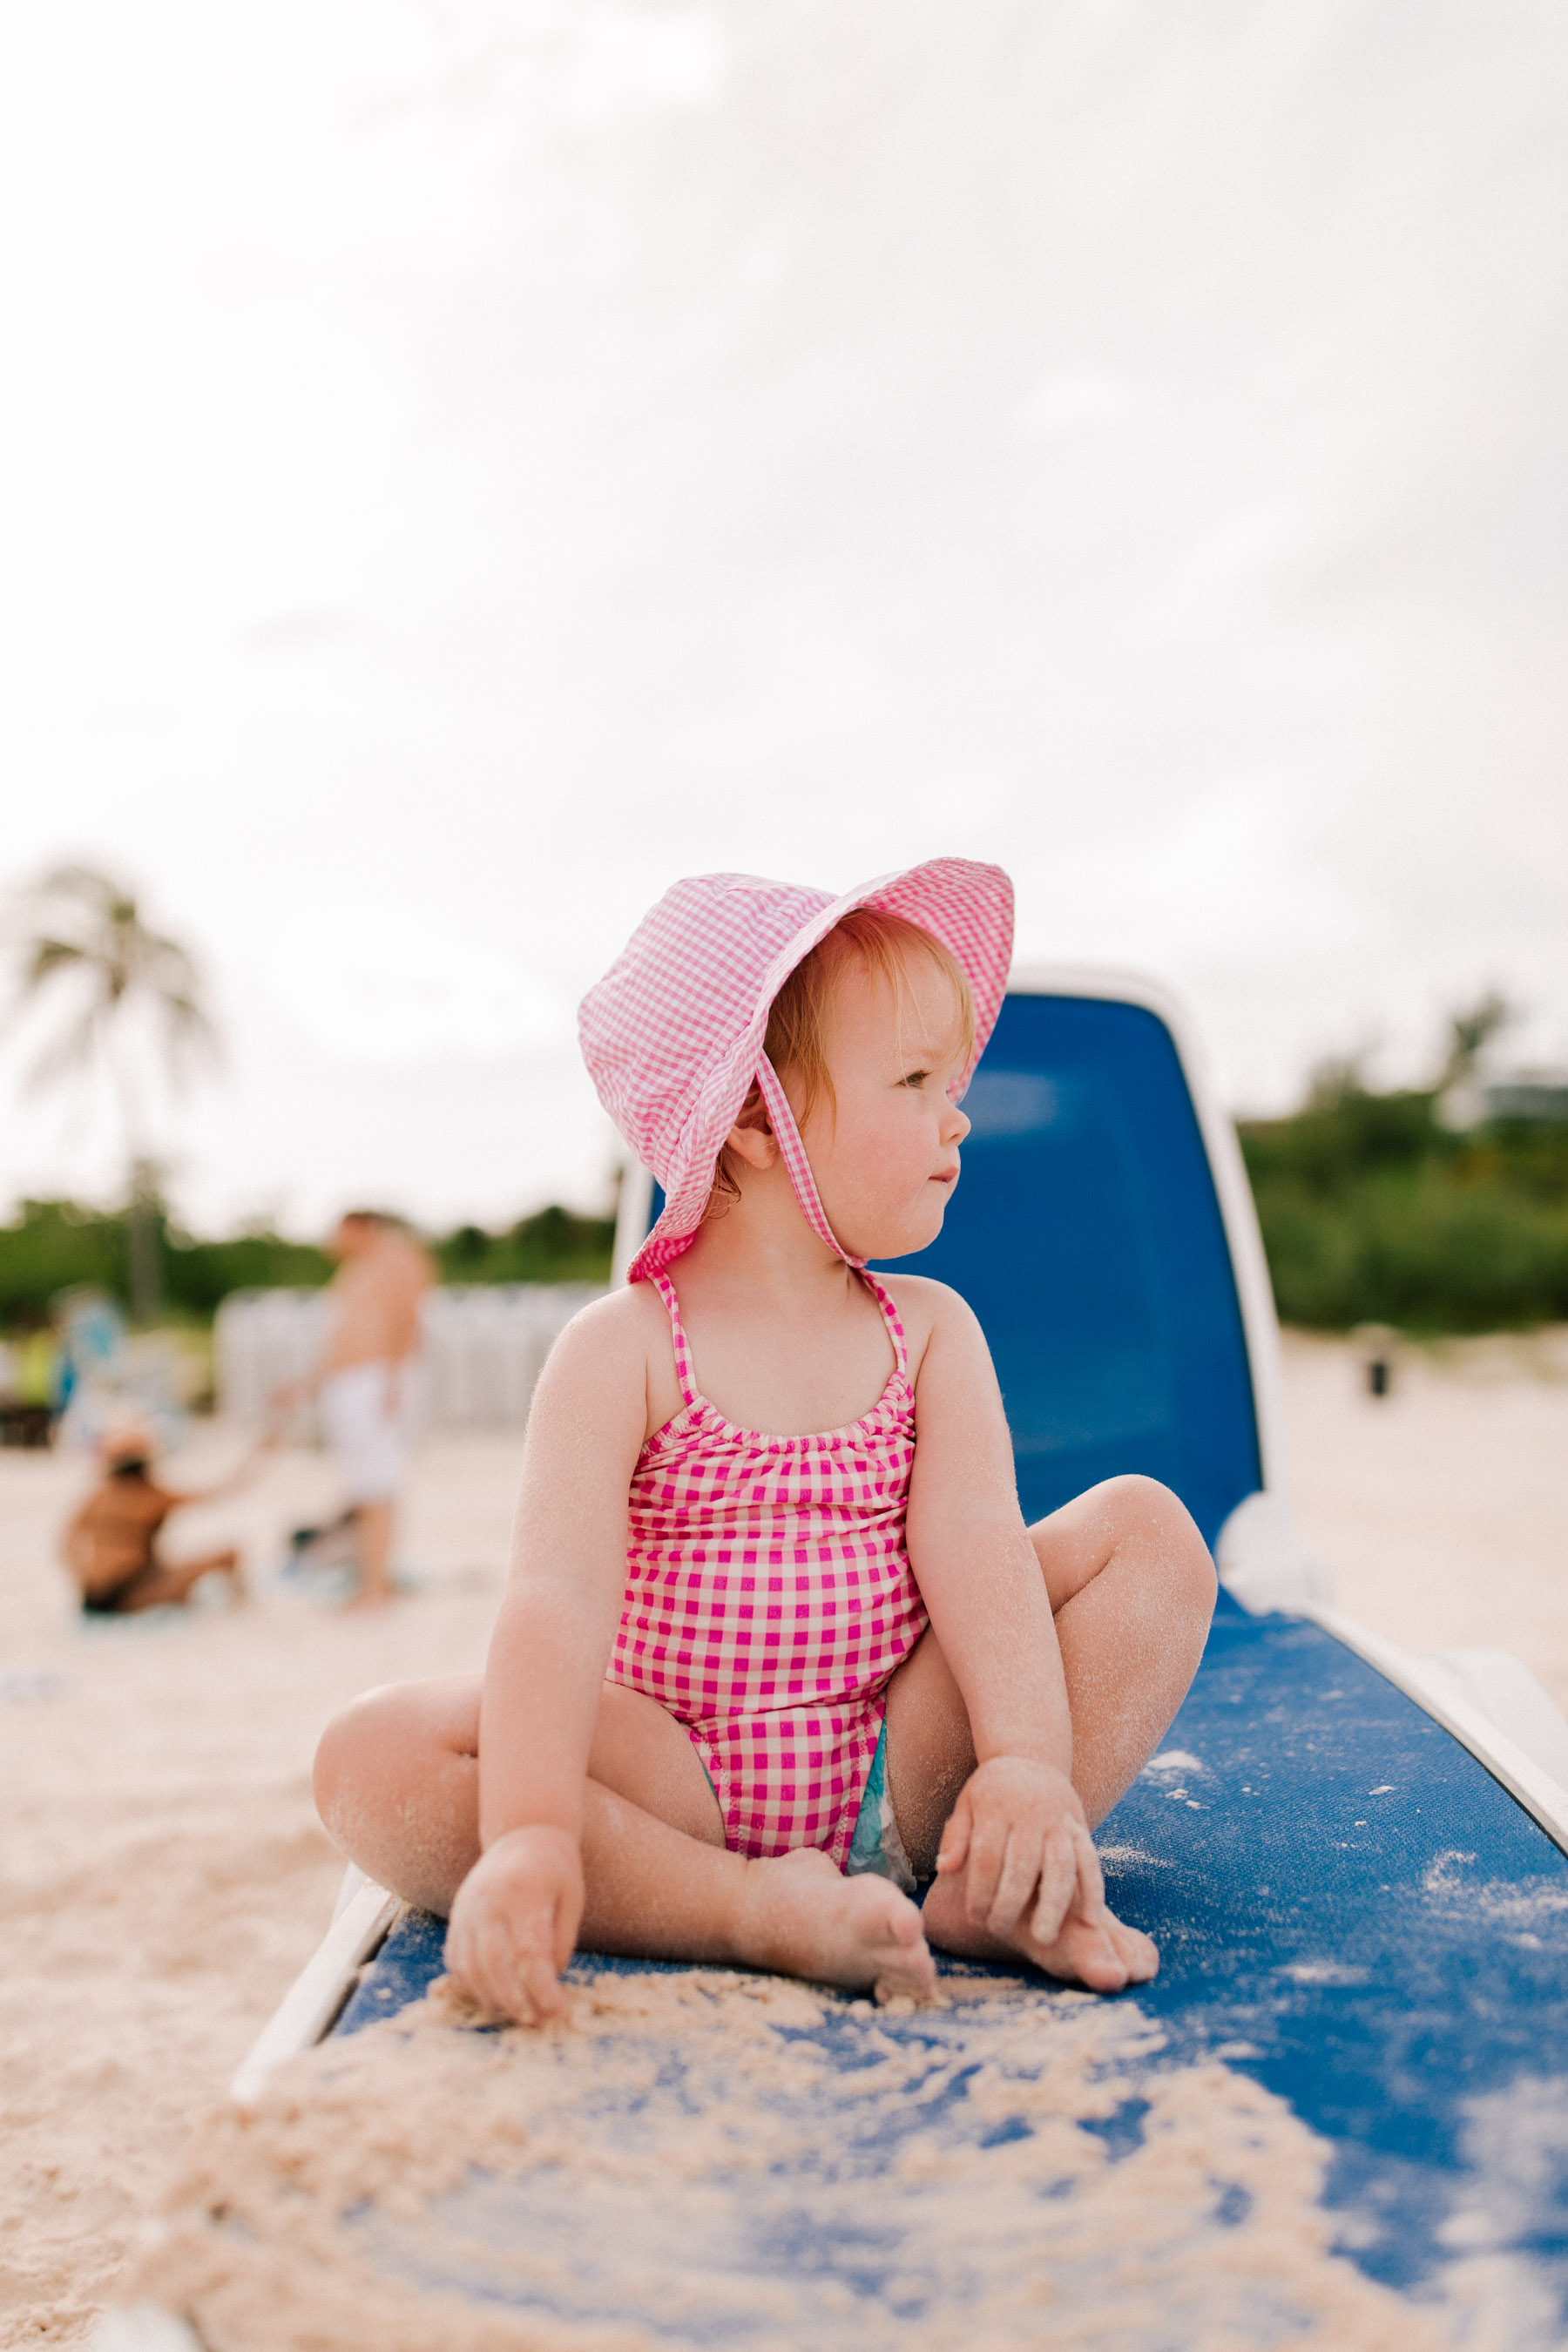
[929,1166,960,1186]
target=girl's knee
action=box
[314,1675,480,1833]
[1109,1475,1216,1610]
[313,1682,405,1832]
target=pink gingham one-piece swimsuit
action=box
[608,1268,929,1869]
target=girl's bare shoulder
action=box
[539,1283,666,1392]
[873,1273,984,1381]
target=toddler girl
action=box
[314,859,1216,2019]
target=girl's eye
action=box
[900,1070,930,1089]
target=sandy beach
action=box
[4,1331,1567,2346]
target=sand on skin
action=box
[3,1333,1566,2345]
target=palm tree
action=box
[5,865,219,1321]
[1441,990,1512,1089]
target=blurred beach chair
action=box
[51,1288,189,1458]
[214,1281,600,1442]
[112,970,1568,2348]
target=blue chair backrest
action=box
[881,991,1260,1551]
[647,989,1261,1554]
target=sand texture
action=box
[131,1968,1459,2352]
[1282,1332,1568,1710]
[3,1432,517,2346]
[3,1335,1566,2344]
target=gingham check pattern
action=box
[609,1270,929,1869]
[578,860,1014,1284]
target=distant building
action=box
[1482,1072,1568,1124]
[1440,1070,1568,1129]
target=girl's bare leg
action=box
[314,1678,934,2003]
[890,1473,1215,1979]
[1031,1470,1216,1825]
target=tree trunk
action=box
[127,1159,163,1325]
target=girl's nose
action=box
[944,1101,971,1145]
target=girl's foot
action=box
[737,1847,936,2004]
[921,1872,1157,1993]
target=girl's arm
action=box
[444,1296,648,2022]
[902,1282,1101,1943]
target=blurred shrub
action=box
[0,1199,615,1331]
[1239,1083,1568,1331]
[431,1206,615,1287]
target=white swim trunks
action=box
[318,1360,422,1505]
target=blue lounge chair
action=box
[114,968,1568,2347]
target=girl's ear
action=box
[726,1084,777,1170]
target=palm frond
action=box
[5,862,220,1135]
[34,862,125,911]
[23,936,90,985]
[1,937,102,1043]
[24,1003,103,1094]
[162,989,223,1081]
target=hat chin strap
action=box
[753,1054,866,1271]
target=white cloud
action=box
[267,907,567,1066]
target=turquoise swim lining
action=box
[844,1719,893,1878]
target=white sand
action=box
[133,1973,1456,2352]
[4,1336,1566,2345]
[1282,1331,1568,1711]
[3,1431,517,2347]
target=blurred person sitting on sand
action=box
[61,1423,259,1615]
[271,1211,435,1610]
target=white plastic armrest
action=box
[230,1876,401,2111]
[87,2307,205,2351]
[1420,1648,1568,1790]
[1215,1490,1332,1614]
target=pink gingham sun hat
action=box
[579,858,1013,1286]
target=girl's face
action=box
[796,946,972,1262]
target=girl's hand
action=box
[443,1824,584,2024]
[935,1755,1103,1948]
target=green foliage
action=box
[0,1201,128,1325]
[431,1204,616,1288]
[0,1200,615,1333]
[1239,1088,1568,1333]
[165,1229,335,1317]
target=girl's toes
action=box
[888,1896,926,1949]
[1107,1917,1159,1982]
[1074,1931,1132,1992]
[875,1942,936,2002]
[1036,1915,1132,1991]
[859,1885,935,1999]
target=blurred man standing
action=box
[274,1212,435,1607]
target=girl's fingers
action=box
[961,1815,1006,1923]
[986,1827,1040,1936]
[935,1794,973,1876]
[1071,1821,1107,1920]
[518,1946,566,2022]
[476,1913,529,2020]
[530,1888,574,2017]
[510,1909,566,2022]
[1031,1823,1078,1946]
[443,1917,471,1993]
[552,1882,582,1977]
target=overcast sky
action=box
[2,0,1565,1236]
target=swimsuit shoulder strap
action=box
[860,1273,909,1380]
[646,1270,701,1410]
